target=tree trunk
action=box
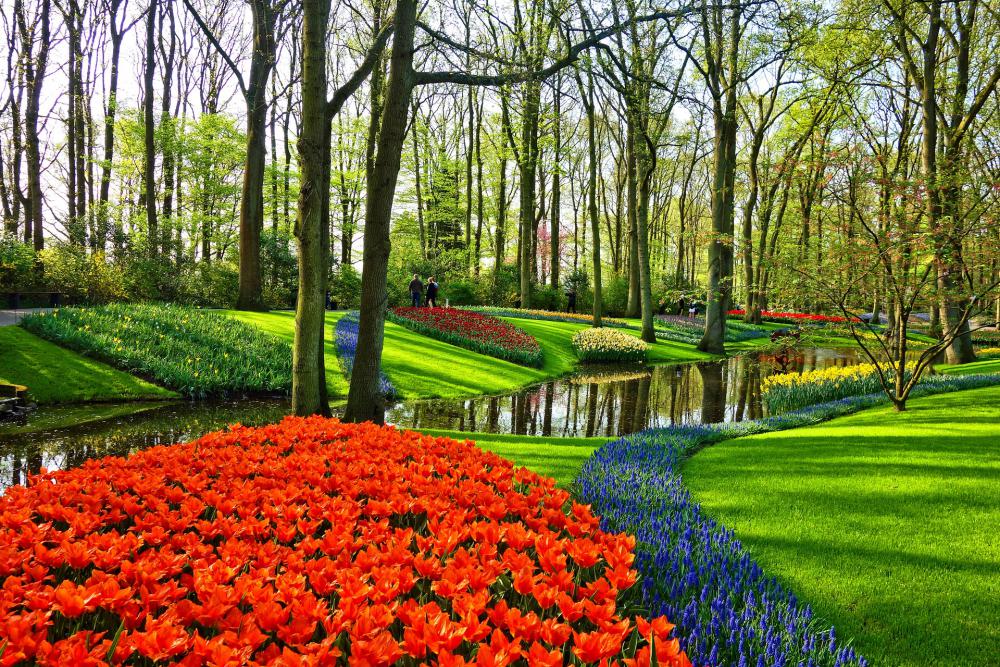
[292,0,331,416]
[518,79,541,308]
[142,0,158,257]
[549,74,561,290]
[344,0,417,424]
[625,121,640,317]
[699,101,737,354]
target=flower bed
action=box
[572,328,648,364]
[462,306,631,329]
[972,330,1000,346]
[762,362,918,413]
[576,372,1000,667]
[0,417,690,666]
[20,303,291,398]
[334,311,395,398]
[388,307,543,367]
[655,315,768,345]
[728,309,857,324]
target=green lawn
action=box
[413,428,606,486]
[225,310,713,401]
[222,310,351,398]
[0,327,177,404]
[937,357,1000,375]
[683,386,1000,667]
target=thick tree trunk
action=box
[518,79,541,307]
[97,14,124,254]
[636,138,655,343]
[582,71,602,327]
[142,0,158,257]
[21,0,50,251]
[344,0,417,424]
[699,104,737,354]
[625,123,640,317]
[292,0,331,416]
[550,76,561,290]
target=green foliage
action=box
[602,275,630,316]
[0,235,37,290]
[530,284,564,311]
[21,303,292,398]
[37,244,129,303]
[329,264,362,309]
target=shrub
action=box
[0,416,691,666]
[328,263,362,309]
[530,284,565,312]
[572,328,647,364]
[388,307,543,367]
[21,303,291,398]
[443,277,481,306]
[762,362,918,414]
[0,234,37,290]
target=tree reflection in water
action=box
[0,347,882,491]
[388,347,870,437]
[0,400,289,491]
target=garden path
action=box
[0,308,51,326]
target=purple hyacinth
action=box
[576,372,1000,666]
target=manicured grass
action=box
[226,311,713,401]
[937,357,1000,375]
[413,428,605,486]
[0,327,177,404]
[682,386,1000,667]
[222,310,351,399]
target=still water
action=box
[386,347,868,437]
[0,347,872,489]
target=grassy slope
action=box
[226,310,713,401]
[222,310,351,400]
[413,427,606,487]
[682,386,1000,667]
[937,357,1000,375]
[0,327,177,403]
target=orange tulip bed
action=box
[0,417,691,666]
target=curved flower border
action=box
[334,311,396,399]
[576,372,1000,667]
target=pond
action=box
[386,346,872,437]
[0,346,903,489]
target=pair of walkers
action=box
[408,274,439,308]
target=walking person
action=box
[426,276,439,308]
[408,274,424,307]
[566,288,577,313]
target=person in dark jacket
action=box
[408,274,423,307]
[426,276,439,307]
[566,289,577,313]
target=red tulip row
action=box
[0,417,690,666]
[727,309,858,323]
[388,307,544,367]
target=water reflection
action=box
[387,347,869,437]
[0,346,918,490]
[0,400,289,490]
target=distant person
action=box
[678,295,688,316]
[426,276,439,307]
[688,301,697,318]
[566,289,577,313]
[408,274,423,307]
